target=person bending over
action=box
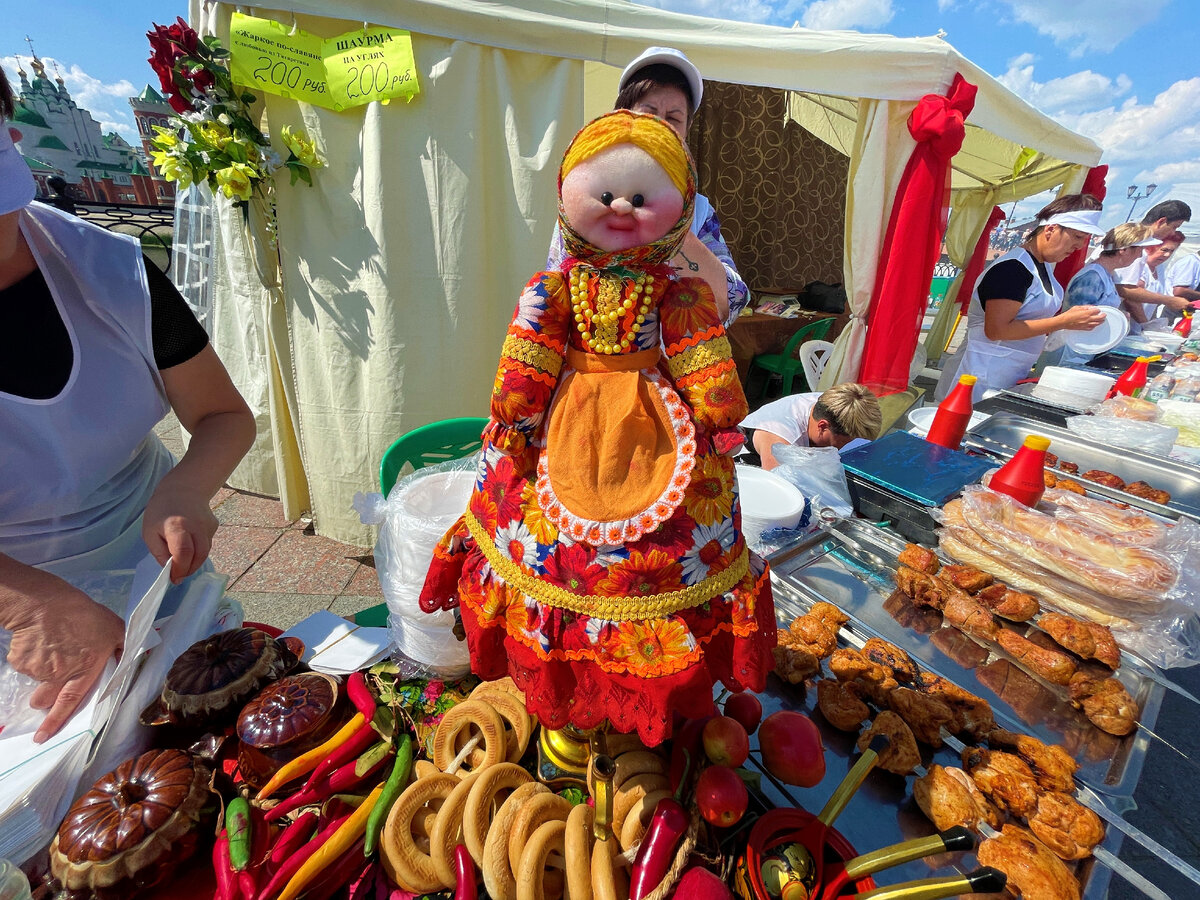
[741,383,882,470]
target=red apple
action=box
[759,710,826,787]
[723,691,763,734]
[695,764,748,827]
[702,715,750,767]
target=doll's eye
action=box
[600,192,613,206]
[632,194,645,208]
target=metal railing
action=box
[70,200,175,276]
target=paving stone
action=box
[214,491,297,528]
[233,592,333,631]
[209,525,282,584]
[231,529,359,595]
[343,562,383,597]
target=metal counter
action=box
[757,521,1167,899]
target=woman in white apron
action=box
[1040,224,1159,369]
[937,196,1109,402]
[0,74,255,743]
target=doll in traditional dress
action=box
[420,110,776,746]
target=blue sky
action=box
[5,0,1198,233]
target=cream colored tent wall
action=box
[191,0,1101,544]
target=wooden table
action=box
[726,311,838,384]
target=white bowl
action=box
[1038,366,1116,401]
[735,465,807,544]
[905,405,991,437]
[1062,305,1129,356]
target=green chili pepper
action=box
[226,796,253,872]
[364,734,413,857]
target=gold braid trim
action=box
[667,336,733,379]
[501,335,563,378]
[465,509,749,621]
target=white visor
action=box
[0,124,36,215]
[1040,209,1107,236]
[1103,235,1162,251]
[619,47,704,114]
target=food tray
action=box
[964,414,1200,520]
[973,392,1072,428]
[762,521,1166,899]
[1087,352,1170,377]
[844,474,940,546]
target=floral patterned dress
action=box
[420,121,775,747]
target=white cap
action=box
[0,123,36,216]
[1041,209,1107,236]
[619,47,704,114]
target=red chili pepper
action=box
[213,831,239,900]
[307,716,379,787]
[628,796,690,900]
[295,835,370,900]
[237,870,257,900]
[346,670,377,721]
[453,844,478,900]
[265,750,392,822]
[267,810,318,868]
[255,811,351,900]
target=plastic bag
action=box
[937,485,1200,667]
[1065,414,1178,457]
[1157,399,1200,448]
[353,455,480,678]
[1087,394,1161,422]
[770,443,854,518]
[0,630,42,738]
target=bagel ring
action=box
[592,835,631,900]
[619,788,673,852]
[507,791,572,874]
[432,699,507,773]
[612,772,670,838]
[463,761,534,863]
[471,675,524,701]
[381,772,460,893]
[483,782,550,900]
[564,802,594,900]
[414,759,451,781]
[516,819,567,900]
[428,769,483,887]
[479,690,535,763]
[613,750,668,790]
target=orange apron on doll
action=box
[420,111,774,745]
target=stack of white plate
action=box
[905,406,991,438]
[1141,330,1186,354]
[1062,305,1128,356]
[1037,366,1115,401]
[734,464,807,547]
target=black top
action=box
[0,255,209,400]
[977,256,1052,307]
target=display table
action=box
[727,311,839,383]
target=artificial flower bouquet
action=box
[146,17,323,204]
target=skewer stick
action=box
[938,730,1199,896]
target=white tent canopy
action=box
[190,0,1101,544]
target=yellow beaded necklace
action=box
[569,265,656,355]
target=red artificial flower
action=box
[147,17,206,112]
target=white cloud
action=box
[1000,60,1200,232]
[996,0,1170,56]
[998,60,1132,115]
[800,0,894,31]
[937,0,955,10]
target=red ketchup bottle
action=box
[989,435,1051,507]
[926,374,977,450]
[1175,311,1193,338]
[1105,355,1159,399]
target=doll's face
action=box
[561,143,684,252]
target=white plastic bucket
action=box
[735,465,807,547]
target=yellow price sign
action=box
[228,13,332,107]
[322,26,420,109]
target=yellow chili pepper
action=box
[255,712,365,801]
[275,782,384,900]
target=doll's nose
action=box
[609,196,634,215]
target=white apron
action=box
[937,248,1062,401]
[0,203,173,578]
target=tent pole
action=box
[944,311,963,353]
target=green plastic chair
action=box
[358,416,488,627]
[378,416,490,496]
[747,316,836,399]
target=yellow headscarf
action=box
[560,110,690,198]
